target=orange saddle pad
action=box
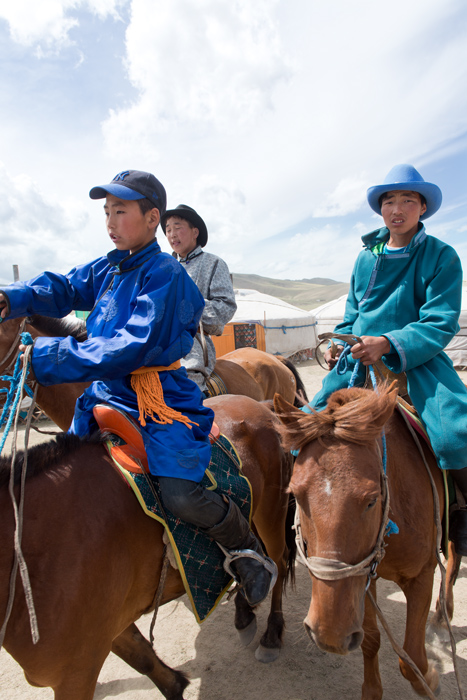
[93,403,221,475]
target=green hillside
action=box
[232,273,348,311]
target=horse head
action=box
[0,314,89,430]
[274,384,398,655]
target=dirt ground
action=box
[1,360,467,699]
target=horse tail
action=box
[279,357,309,406]
[285,490,297,586]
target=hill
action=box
[232,273,349,311]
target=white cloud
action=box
[104,0,292,146]
[313,177,370,218]
[1,0,467,287]
[0,0,124,50]
[0,163,92,285]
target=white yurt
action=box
[312,291,467,369]
[213,289,318,357]
[445,285,467,368]
[311,294,347,338]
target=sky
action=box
[0,0,466,289]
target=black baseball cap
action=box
[89,170,167,215]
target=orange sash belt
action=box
[130,362,197,429]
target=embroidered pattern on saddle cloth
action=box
[93,404,251,623]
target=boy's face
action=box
[104,195,160,253]
[165,216,199,258]
[380,190,427,242]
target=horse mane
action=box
[28,314,88,342]
[0,433,102,488]
[277,385,397,452]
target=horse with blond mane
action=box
[275,383,458,700]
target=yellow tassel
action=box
[130,363,197,429]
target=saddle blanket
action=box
[396,398,450,554]
[107,434,252,623]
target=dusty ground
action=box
[1,361,467,699]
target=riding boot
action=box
[449,467,467,556]
[203,499,277,606]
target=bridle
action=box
[0,318,28,375]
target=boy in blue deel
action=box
[0,169,275,606]
[313,164,467,555]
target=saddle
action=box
[93,404,220,474]
[205,371,228,398]
[92,403,251,623]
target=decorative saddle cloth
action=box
[93,404,252,623]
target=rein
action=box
[0,334,40,650]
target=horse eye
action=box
[366,498,377,511]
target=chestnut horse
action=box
[275,384,454,700]
[214,346,308,406]
[0,393,295,699]
[0,316,307,430]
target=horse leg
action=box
[361,579,383,700]
[398,570,440,696]
[235,590,258,645]
[111,623,189,700]
[431,542,462,631]
[252,501,291,663]
[234,512,289,662]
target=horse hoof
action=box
[426,622,450,645]
[255,643,280,663]
[237,617,257,646]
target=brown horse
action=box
[274,384,454,700]
[0,393,295,700]
[0,316,307,429]
[215,346,308,406]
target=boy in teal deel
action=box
[312,163,467,555]
[0,169,276,606]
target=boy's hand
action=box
[324,344,344,369]
[18,343,36,380]
[351,336,390,366]
[0,292,8,320]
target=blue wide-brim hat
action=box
[367,164,442,220]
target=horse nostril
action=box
[347,630,364,652]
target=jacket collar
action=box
[362,223,426,252]
[107,239,161,272]
[180,245,203,263]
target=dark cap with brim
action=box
[161,204,208,247]
[89,170,167,215]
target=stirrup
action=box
[217,545,278,592]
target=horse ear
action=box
[273,393,304,425]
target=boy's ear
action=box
[148,208,160,228]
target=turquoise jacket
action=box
[2,239,214,482]
[312,224,467,470]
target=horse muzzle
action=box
[304,616,364,655]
